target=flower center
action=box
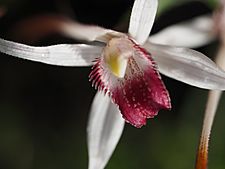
[103,37,132,78]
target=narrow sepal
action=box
[61,21,125,43]
[0,38,102,66]
[128,0,158,44]
[87,91,125,169]
[145,42,225,90]
[149,15,214,48]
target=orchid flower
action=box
[1,0,225,169]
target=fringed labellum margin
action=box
[89,37,171,128]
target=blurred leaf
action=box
[206,0,218,9]
[158,0,188,15]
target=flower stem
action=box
[195,44,225,169]
[195,90,221,169]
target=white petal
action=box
[128,0,158,45]
[61,21,125,43]
[148,15,215,48]
[0,38,103,66]
[144,42,225,90]
[87,91,125,169]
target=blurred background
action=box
[0,0,225,169]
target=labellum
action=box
[90,37,171,127]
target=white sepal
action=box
[129,0,158,45]
[87,91,125,169]
[61,21,124,43]
[0,38,102,66]
[145,42,225,90]
[148,15,214,48]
